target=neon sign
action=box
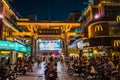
[95,25,103,32]
[116,16,120,22]
[114,40,120,47]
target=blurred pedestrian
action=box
[37,56,42,68]
[60,56,64,67]
[28,57,33,72]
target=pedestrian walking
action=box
[60,56,64,67]
[37,56,43,68]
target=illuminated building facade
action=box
[0,0,81,58]
[66,11,83,56]
[0,0,31,64]
[80,0,120,57]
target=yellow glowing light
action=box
[116,16,120,22]
[3,19,19,32]
[17,21,80,27]
[114,40,120,47]
[93,50,98,55]
[18,53,23,57]
[68,32,77,36]
[12,32,33,36]
[2,0,10,9]
[84,53,88,57]
[95,25,103,32]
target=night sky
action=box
[10,0,88,21]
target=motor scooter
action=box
[44,63,58,80]
[67,63,80,76]
[14,64,27,75]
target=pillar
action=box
[64,32,68,56]
[36,39,39,57]
[31,36,36,57]
[0,19,3,39]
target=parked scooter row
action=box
[14,64,27,75]
[67,63,96,79]
[67,62,120,80]
[0,65,18,80]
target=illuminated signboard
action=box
[95,25,103,32]
[114,40,120,48]
[68,48,78,53]
[116,16,120,22]
[0,40,15,50]
[26,46,32,52]
[15,43,26,52]
[0,40,31,52]
[39,40,61,50]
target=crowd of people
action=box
[0,54,120,79]
[61,55,120,79]
[0,55,120,71]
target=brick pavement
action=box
[16,62,84,80]
[16,62,45,80]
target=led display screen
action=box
[39,40,61,50]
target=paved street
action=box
[16,62,84,80]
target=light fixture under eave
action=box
[0,14,4,19]
[94,14,101,19]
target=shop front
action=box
[0,51,11,59]
[89,37,120,58]
[67,48,79,57]
[0,40,31,64]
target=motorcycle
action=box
[44,62,58,80]
[67,63,81,76]
[67,63,91,77]
[0,65,18,80]
[14,64,27,75]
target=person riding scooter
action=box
[45,57,58,80]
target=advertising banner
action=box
[0,40,31,52]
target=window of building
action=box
[104,6,120,18]
[112,0,120,3]
[2,26,11,40]
[109,24,120,36]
